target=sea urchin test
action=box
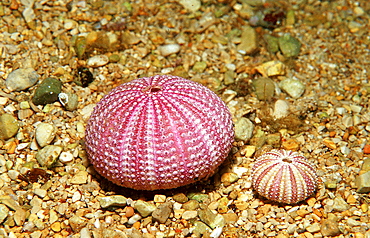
[251,149,318,204]
[85,75,234,190]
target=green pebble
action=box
[278,34,301,58]
[109,54,121,63]
[32,78,62,105]
[224,70,235,85]
[286,10,295,26]
[98,195,127,208]
[134,200,156,217]
[252,77,275,101]
[0,114,19,140]
[234,117,254,141]
[182,200,200,211]
[193,221,211,237]
[192,61,207,73]
[264,34,279,53]
[74,36,87,59]
[172,193,189,203]
[361,158,370,172]
[266,134,281,146]
[187,193,209,203]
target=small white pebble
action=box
[72,191,81,202]
[210,227,223,238]
[158,44,180,56]
[59,151,74,163]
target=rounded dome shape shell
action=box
[85,75,234,190]
[251,149,318,204]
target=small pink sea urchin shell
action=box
[251,149,318,204]
[85,75,234,190]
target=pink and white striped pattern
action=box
[251,149,318,204]
[85,75,234,190]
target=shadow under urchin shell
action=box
[89,151,236,200]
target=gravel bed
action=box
[0,0,369,237]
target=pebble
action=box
[264,34,279,53]
[355,171,370,193]
[193,221,212,237]
[80,227,92,238]
[153,194,166,203]
[278,34,301,57]
[178,0,201,12]
[51,222,61,232]
[252,77,275,101]
[210,227,223,238]
[217,197,229,213]
[158,44,181,56]
[58,92,79,111]
[72,191,81,202]
[134,200,156,217]
[86,55,109,67]
[183,200,200,212]
[306,223,321,233]
[173,193,188,203]
[273,100,289,119]
[33,188,47,198]
[64,19,78,30]
[13,208,29,226]
[346,218,361,227]
[279,78,306,98]
[222,213,238,224]
[36,145,62,168]
[221,172,239,185]
[192,61,207,73]
[69,215,86,232]
[224,71,235,85]
[237,26,258,55]
[232,166,249,177]
[195,12,216,33]
[59,151,74,163]
[152,202,172,224]
[32,78,62,105]
[254,61,286,77]
[35,123,55,147]
[187,193,209,203]
[0,204,9,223]
[125,206,135,217]
[363,145,370,154]
[0,114,19,140]
[198,204,225,229]
[320,219,341,237]
[234,117,254,141]
[332,196,350,212]
[49,209,58,224]
[81,104,96,120]
[127,214,141,225]
[70,170,88,184]
[5,68,39,92]
[182,210,198,220]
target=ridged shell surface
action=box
[85,75,234,190]
[251,149,318,204]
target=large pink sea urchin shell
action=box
[85,75,234,190]
[251,149,318,204]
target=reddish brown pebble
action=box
[125,206,135,218]
[363,144,370,154]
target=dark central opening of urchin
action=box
[282,157,293,163]
[142,85,162,93]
